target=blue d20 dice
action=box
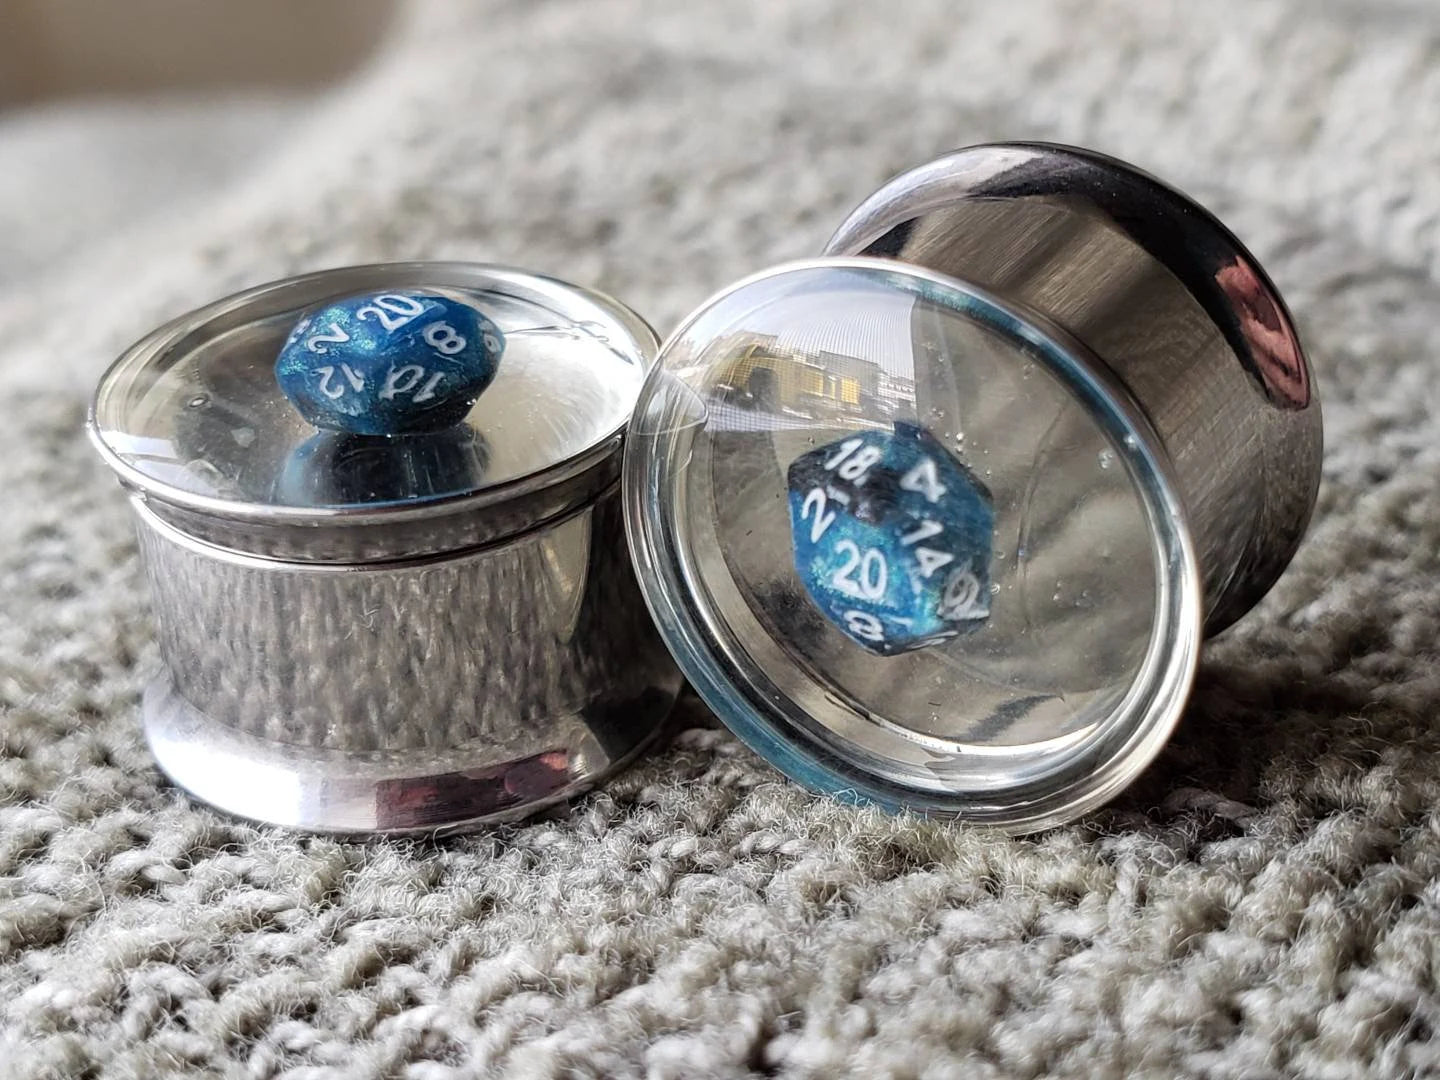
[787,421,994,656]
[275,291,504,435]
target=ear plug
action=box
[90,265,679,833]
[622,143,1321,831]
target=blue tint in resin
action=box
[787,422,994,656]
[275,291,503,435]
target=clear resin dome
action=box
[91,264,653,514]
[624,258,1202,831]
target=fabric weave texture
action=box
[3,1,1440,1076]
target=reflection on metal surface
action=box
[1215,257,1310,410]
[137,486,664,747]
[373,750,573,831]
[135,481,682,834]
[827,142,1322,633]
[145,674,678,834]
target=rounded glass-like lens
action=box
[91,264,652,512]
[624,259,1202,830]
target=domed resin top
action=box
[90,264,655,523]
[623,258,1201,831]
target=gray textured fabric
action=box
[4,1,1440,1076]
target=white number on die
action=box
[823,438,863,470]
[800,487,837,543]
[379,364,444,403]
[355,294,428,331]
[843,610,886,642]
[823,438,883,484]
[315,363,365,399]
[939,567,985,619]
[898,517,954,578]
[900,519,943,546]
[423,321,467,355]
[305,322,351,354]
[913,546,956,579]
[411,371,445,403]
[840,446,882,482]
[900,456,947,503]
[832,540,888,600]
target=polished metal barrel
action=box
[825,142,1322,633]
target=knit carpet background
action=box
[3,1,1440,1076]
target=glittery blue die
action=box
[787,422,994,656]
[275,291,503,435]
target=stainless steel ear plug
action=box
[89,144,1320,837]
[623,143,1322,832]
[89,263,683,834]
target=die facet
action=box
[786,422,993,656]
[275,291,504,435]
